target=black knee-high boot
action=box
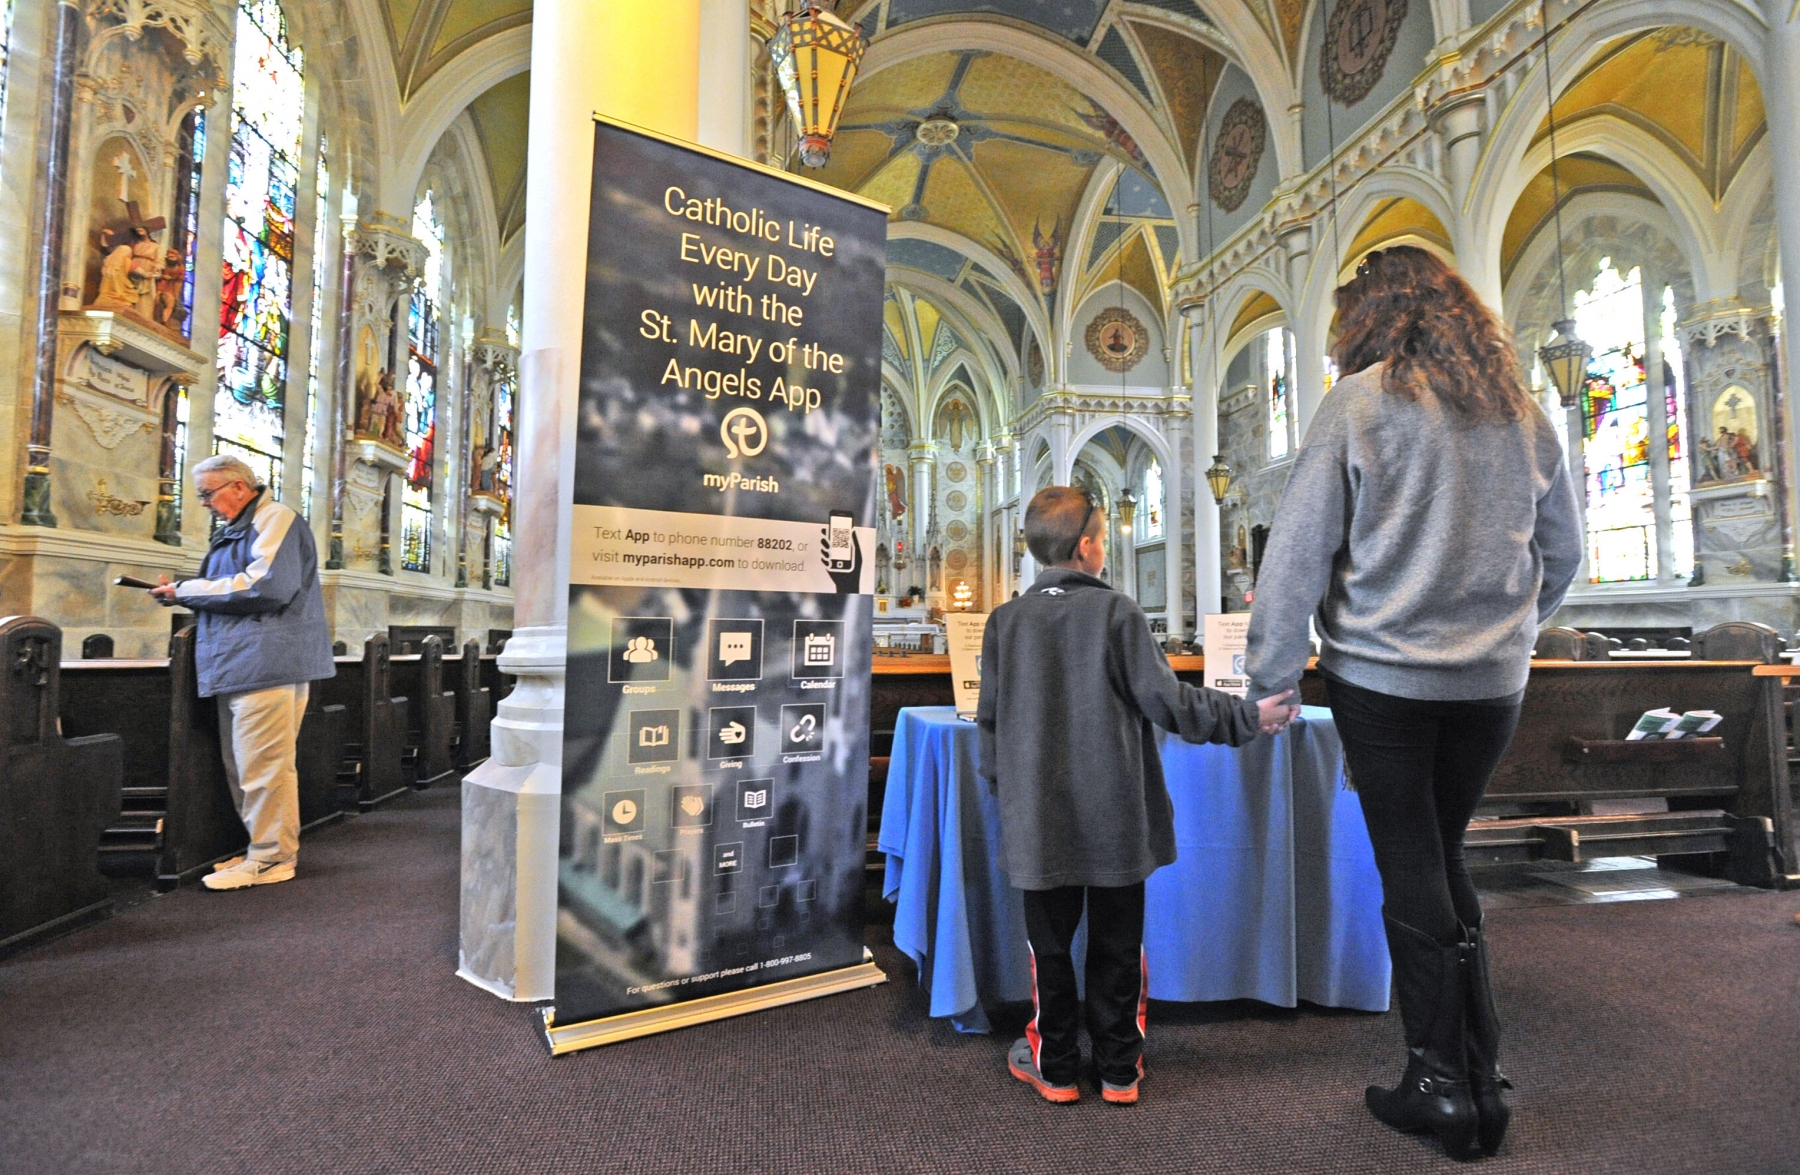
[1366,915,1479,1160]
[1463,920,1512,1155]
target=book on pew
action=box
[1625,708,1681,740]
[1664,710,1723,739]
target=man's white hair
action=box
[191,453,258,487]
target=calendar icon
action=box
[791,621,845,679]
[803,631,836,666]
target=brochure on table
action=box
[943,612,987,717]
[545,116,888,1054]
[1203,613,1251,698]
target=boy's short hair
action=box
[1025,485,1102,565]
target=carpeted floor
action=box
[3,787,1797,1175]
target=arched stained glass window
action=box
[1265,327,1292,460]
[301,145,328,518]
[1660,286,1692,579]
[402,194,444,573]
[1574,260,1652,582]
[171,108,205,340]
[0,0,14,135]
[1139,458,1164,542]
[492,366,514,587]
[215,0,302,494]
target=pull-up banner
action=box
[543,115,888,1054]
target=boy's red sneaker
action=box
[1101,1077,1139,1105]
[1008,1038,1079,1103]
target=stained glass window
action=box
[1660,286,1692,579]
[301,147,328,518]
[402,194,444,574]
[1573,260,1652,583]
[0,0,13,133]
[215,0,302,495]
[492,365,514,587]
[1139,458,1164,542]
[1266,327,1292,460]
[173,109,205,339]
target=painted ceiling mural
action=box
[814,49,1154,313]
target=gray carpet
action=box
[3,786,1797,1175]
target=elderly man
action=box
[152,454,335,890]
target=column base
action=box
[457,623,566,1002]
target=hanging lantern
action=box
[1119,490,1137,533]
[1204,454,1234,506]
[1538,319,1592,407]
[770,2,867,168]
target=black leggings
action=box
[1326,676,1522,945]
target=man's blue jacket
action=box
[173,489,336,698]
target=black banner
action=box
[550,117,887,1037]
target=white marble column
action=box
[1162,413,1186,638]
[907,443,933,594]
[458,0,701,1002]
[1187,305,1224,619]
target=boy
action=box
[977,486,1296,1105]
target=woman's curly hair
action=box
[1331,246,1533,423]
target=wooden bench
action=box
[388,636,456,785]
[0,617,123,954]
[310,635,411,809]
[455,638,492,769]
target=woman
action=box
[1245,246,1582,1159]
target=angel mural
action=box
[885,463,907,521]
[1032,219,1062,296]
[938,399,972,452]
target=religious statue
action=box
[90,200,168,315]
[358,370,406,448]
[153,249,185,330]
[472,442,499,493]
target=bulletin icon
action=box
[790,620,845,679]
[627,709,681,764]
[609,617,673,683]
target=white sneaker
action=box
[211,856,245,873]
[202,858,295,890]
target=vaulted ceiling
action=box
[380,0,530,99]
[378,0,531,242]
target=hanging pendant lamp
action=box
[1533,0,1591,405]
[770,1,867,168]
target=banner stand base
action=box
[539,950,887,1056]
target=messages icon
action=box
[706,618,764,681]
[719,631,753,667]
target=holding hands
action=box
[1256,689,1300,735]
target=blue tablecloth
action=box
[877,706,1390,1032]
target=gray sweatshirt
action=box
[1245,363,1583,703]
[978,568,1262,889]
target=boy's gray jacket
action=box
[977,568,1262,890]
[173,490,336,698]
[1245,363,1583,703]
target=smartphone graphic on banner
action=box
[828,511,855,572]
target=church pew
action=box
[455,638,491,769]
[1295,638,1790,885]
[872,646,1791,887]
[389,636,455,785]
[61,629,243,884]
[0,617,123,955]
[309,635,410,809]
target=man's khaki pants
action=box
[217,683,309,864]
